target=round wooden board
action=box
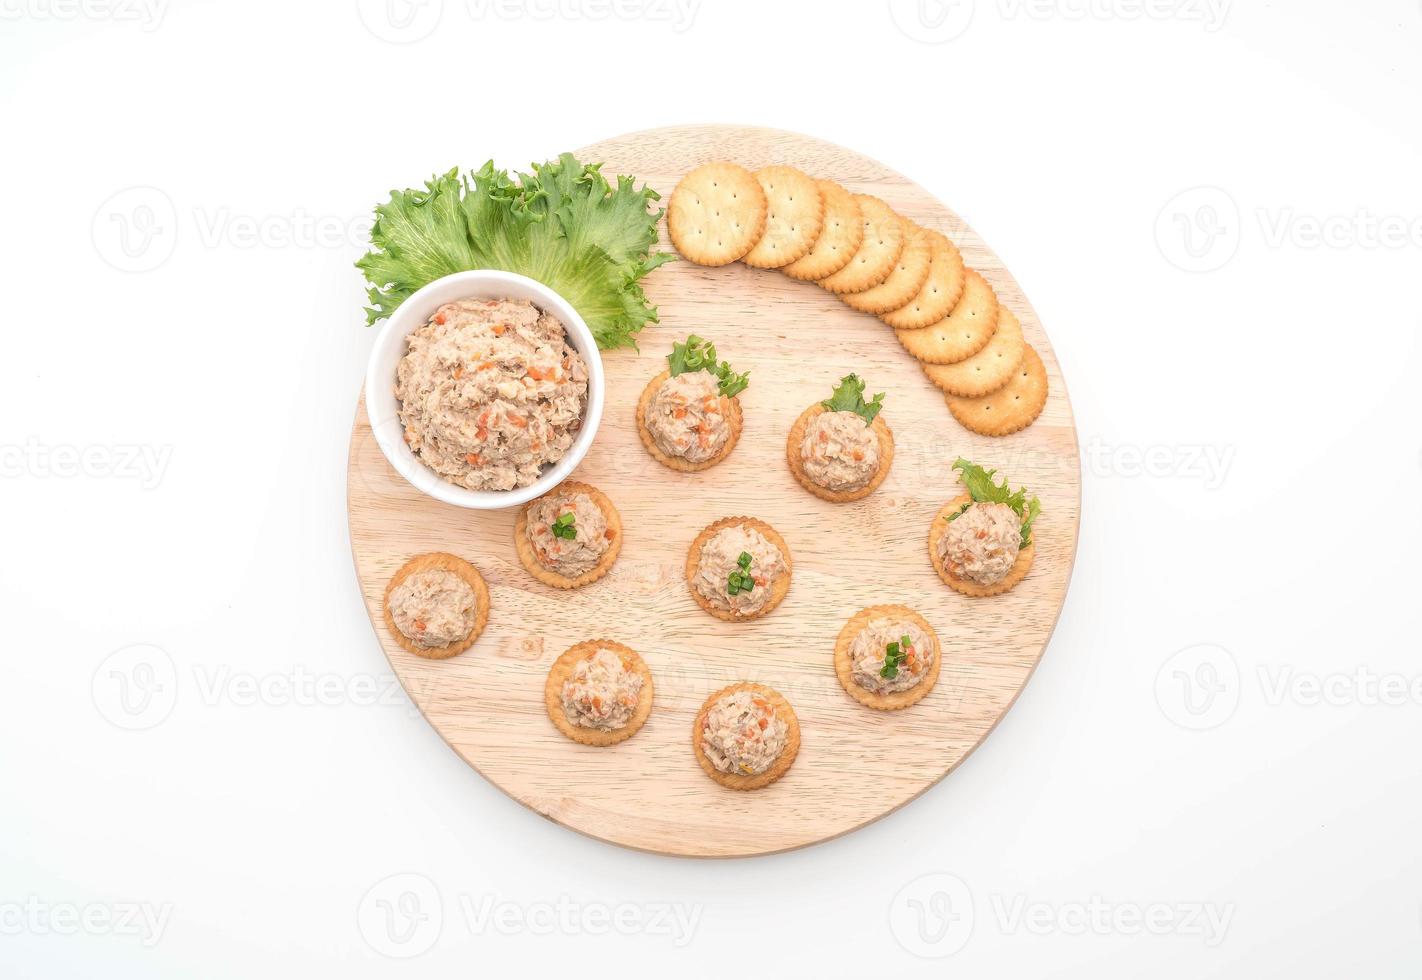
[347,125,1081,857]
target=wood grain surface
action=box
[347,125,1081,857]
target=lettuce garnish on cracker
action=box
[357,155,675,350]
[668,335,749,397]
[822,373,885,425]
[949,458,1041,549]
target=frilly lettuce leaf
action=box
[951,458,1041,549]
[822,373,885,425]
[357,155,674,350]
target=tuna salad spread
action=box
[645,371,731,463]
[395,298,589,491]
[692,525,787,616]
[800,410,880,491]
[526,491,610,578]
[387,569,480,649]
[560,648,644,731]
[700,690,788,776]
[849,617,936,695]
[939,502,1022,586]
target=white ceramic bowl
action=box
[364,270,605,510]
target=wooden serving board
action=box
[347,125,1081,857]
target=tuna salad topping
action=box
[800,410,880,491]
[692,525,786,616]
[387,569,479,649]
[939,501,1022,586]
[526,491,610,578]
[850,617,936,694]
[560,648,643,731]
[645,370,730,463]
[395,298,588,491]
[700,690,787,776]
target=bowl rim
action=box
[363,269,605,510]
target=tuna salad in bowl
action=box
[365,270,605,509]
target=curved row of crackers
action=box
[667,162,1048,437]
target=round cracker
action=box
[667,162,767,266]
[635,370,744,472]
[840,225,934,314]
[785,403,894,503]
[691,682,800,791]
[513,481,623,589]
[923,304,1025,397]
[833,604,942,711]
[742,166,824,269]
[544,640,654,746]
[818,197,906,294]
[781,180,863,281]
[879,231,967,329]
[685,517,793,622]
[381,552,490,659]
[946,343,1048,437]
[895,268,999,365]
[928,494,1035,596]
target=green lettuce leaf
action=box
[951,458,1041,549]
[667,334,749,397]
[822,373,885,425]
[357,156,674,350]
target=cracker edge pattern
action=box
[946,342,1048,436]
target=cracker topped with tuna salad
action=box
[685,517,792,622]
[395,297,589,492]
[636,335,748,472]
[544,640,654,747]
[929,459,1041,597]
[382,552,490,659]
[834,605,941,711]
[787,373,895,503]
[692,682,800,790]
[514,481,622,589]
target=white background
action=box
[2,0,1420,976]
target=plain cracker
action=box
[667,162,767,266]
[818,196,906,294]
[895,268,999,364]
[946,342,1048,437]
[878,232,966,329]
[840,225,933,314]
[742,166,824,269]
[923,305,1025,397]
[781,180,863,281]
